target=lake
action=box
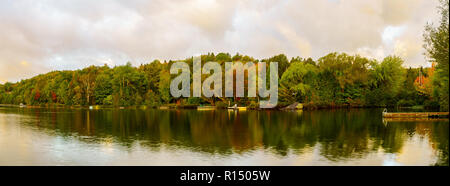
[0,107,448,166]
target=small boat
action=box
[228,104,238,110]
[281,102,303,110]
[237,107,247,111]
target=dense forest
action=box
[0,52,443,110]
[0,1,448,111]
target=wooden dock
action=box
[382,109,449,118]
[383,118,449,122]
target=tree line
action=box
[0,52,443,110]
[1,0,448,111]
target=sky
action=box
[0,0,442,83]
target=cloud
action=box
[381,0,423,25]
[276,23,312,57]
[0,0,442,82]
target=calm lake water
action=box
[0,107,448,166]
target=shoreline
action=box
[0,103,425,111]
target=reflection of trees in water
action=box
[5,107,448,165]
[431,124,449,166]
[310,109,373,160]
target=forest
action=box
[0,1,448,111]
[0,51,445,111]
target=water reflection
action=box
[0,107,447,165]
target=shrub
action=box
[215,101,228,108]
[424,99,440,108]
[397,99,416,107]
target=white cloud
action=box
[0,0,442,82]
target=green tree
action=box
[94,67,113,105]
[264,54,289,78]
[139,60,163,93]
[112,62,147,106]
[424,0,449,111]
[280,61,318,103]
[367,56,406,106]
[158,68,172,104]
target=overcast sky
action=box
[0,0,441,83]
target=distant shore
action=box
[0,103,424,111]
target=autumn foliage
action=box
[414,63,435,96]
